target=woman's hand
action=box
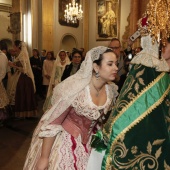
[8,61,15,67]
[45,75,50,79]
[35,157,49,170]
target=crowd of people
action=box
[0,1,170,168]
[0,36,141,123]
[0,41,85,126]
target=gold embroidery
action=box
[134,64,143,70]
[119,75,136,99]
[104,72,166,140]
[108,138,168,170]
[164,161,170,170]
[134,83,139,93]
[105,73,170,168]
[135,68,145,78]
[165,99,170,133]
[128,92,135,100]
[165,99,170,107]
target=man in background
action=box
[108,38,127,92]
[40,49,46,64]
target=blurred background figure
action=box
[108,38,126,92]
[40,49,46,65]
[0,41,11,89]
[61,50,82,81]
[42,51,55,95]
[43,50,70,112]
[7,40,37,119]
[30,48,44,99]
[79,47,86,61]
[0,45,9,126]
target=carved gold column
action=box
[83,0,89,51]
[31,0,39,49]
[11,0,20,40]
[42,0,54,51]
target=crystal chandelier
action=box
[64,0,83,23]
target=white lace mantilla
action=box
[131,35,170,72]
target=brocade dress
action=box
[23,83,118,170]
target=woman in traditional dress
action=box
[55,50,70,69]
[7,40,37,118]
[30,48,44,99]
[42,51,55,95]
[23,46,119,170]
[0,49,9,125]
[43,50,70,112]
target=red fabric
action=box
[71,135,77,170]
[142,16,148,27]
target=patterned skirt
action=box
[0,82,9,120]
[23,124,91,170]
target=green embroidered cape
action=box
[102,64,170,170]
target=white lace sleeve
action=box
[39,124,64,138]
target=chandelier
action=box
[64,0,83,23]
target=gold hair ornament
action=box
[137,0,170,46]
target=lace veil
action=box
[43,50,71,111]
[41,46,109,127]
[14,42,36,91]
[131,35,169,72]
[54,50,70,68]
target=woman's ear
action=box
[93,63,99,73]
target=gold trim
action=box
[104,72,170,169]
[103,73,165,138]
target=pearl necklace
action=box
[91,81,104,97]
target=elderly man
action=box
[108,38,127,92]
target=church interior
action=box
[0,0,150,170]
[0,0,149,55]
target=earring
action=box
[95,72,100,80]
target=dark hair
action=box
[110,38,120,44]
[93,48,116,66]
[71,50,82,59]
[59,50,67,57]
[42,49,46,53]
[46,51,55,60]
[33,48,40,56]
[0,41,8,51]
[14,40,22,50]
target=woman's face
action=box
[13,44,19,53]
[72,52,82,64]
[95,52,118,82]
[47,52,52,60]
[33,50,38,56]
[59,51,66,61]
